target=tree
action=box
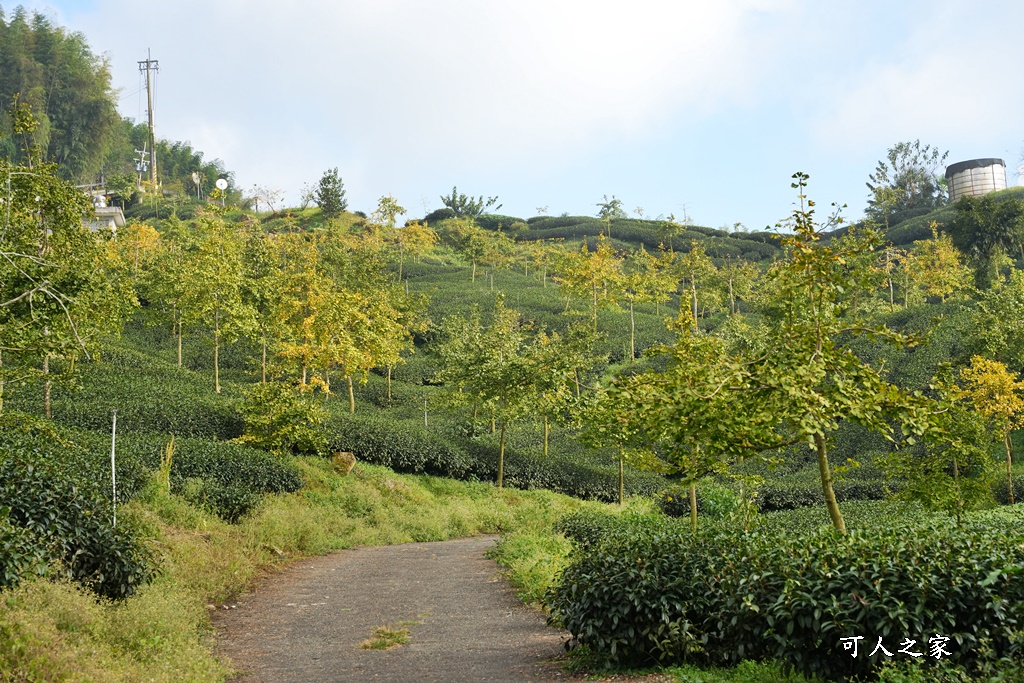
[372,194,406,228]
[0,99,134,414]
[674,241,720,331]
[315,167,347,219]
[947,194,1024,288]
[605,310,781,530]
[386,220,437,281]
[0,11,121,181]
[972,268,1024,374]
[578,382,659,506]
[749,175,932,533]
[435,299,552,487]
[437,217,512,283]
[532,323,600,457]
[880,370,995,525]
[619,247,673,361]
[610,175,932,535]
[553,235,621,332]
[181,214,255,393]
[143,215,193,367]
[595,194,626,220]
[718,256,759,316]
[596,194,626,239]
[242,228,279,383]
[959,355,1024,505]
[439,186,500,217]
[902,225,972,305]
[865,140,948,221]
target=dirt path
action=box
[215,536,573,682]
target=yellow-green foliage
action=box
[0,458,590,681]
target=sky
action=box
[16,0,1024,230]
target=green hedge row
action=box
[71,431,304,522]
[548,509,1024,680]
[7,343,243,439]
[0,412,302,525]
[325,414,664,502]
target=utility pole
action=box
[138,50,159,186]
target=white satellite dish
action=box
[215,178,228,190]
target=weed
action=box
[359,621,420,650]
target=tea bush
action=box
[656,482,741,519]
[325,414,665,501]
[0,511,47,589]
[0,443,154,599]
[547,508,1024,680]
[0,412,302,524]
[327,413,474,479]
[7,343,243,439]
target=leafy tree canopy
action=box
[439,186,501,218]
[315,167,347,219]
[865,140,948,222]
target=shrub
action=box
[175,478,263,524]
[0,511,47,590]
[547,509,1024,679]
[235,381,328,455]
[656,482,740,519]
[0,450,154,599]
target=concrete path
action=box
[215,536,571,682]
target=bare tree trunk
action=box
[952,452,962,526]
[213,312,221,394]
[43,354,51,419]
[691,281,698,332]
[471,261,477,282]
[176,318,183,367]
[629,300,635,362]
[574,368,581,397]
[1005,432,1015,505]
[543,416,550,457]
[543,265,547,288]
[497,422,507,488]
[815,432,847,534]
[618,447,625,506]
[387,366,392,401]
[347,375,355,414]
[688,482,697,532]
[261,334,267,383]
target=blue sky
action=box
[18,0,1024,229]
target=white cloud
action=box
[812,2,1024,152]
[25,0,799,203]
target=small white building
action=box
[83,194,125,235]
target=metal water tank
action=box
[945,158,1006,202]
